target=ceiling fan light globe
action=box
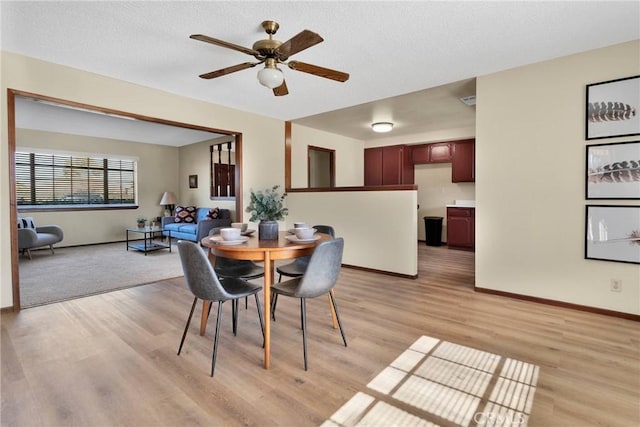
[257,67,284,89]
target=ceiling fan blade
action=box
[190,34,260,57]
[276,30,323,60]
[273,80,289,96]
[287,61,350,82]
[199,62,257,79]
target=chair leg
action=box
[49,244,55,255]
[26,249,32,260]
[245,296,248,310]
[278,273,282,283]
[254,293,265,347]
[211,301,224,377]
[301,298,308,371]
[232,299,238,336]
[271,294,278,321]
[271,293,278,322]
[178,297,198,355]
[329,291,348,347]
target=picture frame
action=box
[189,174,198,189]
[586,141,640,199]
[585,205,640,264]
[586,75,640,140]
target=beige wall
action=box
[290,124,364,188]
[476,40,640,315]
[286,190,418,276]
[178,136,237,218]
[1,51,285,308]
[415,164,475,242]
[15,129,179,246]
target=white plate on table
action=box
[209,235,249,245]
[287,228,316,235]
[285,234,321,244]
[241,229,256,236]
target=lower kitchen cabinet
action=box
[447,207,475,251]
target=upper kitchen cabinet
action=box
[451,139,475,183]
[411,142,452,164]
[364,145,414,186]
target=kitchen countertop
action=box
[446,200,475,208]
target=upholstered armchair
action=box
[18,225,64,260]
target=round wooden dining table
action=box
[200,230,333,369]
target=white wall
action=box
[290,124,364,187]
[178,138,236,218]
[476,40,640,315]
[415,163,475,242]
[286,190,418,276]
[1,51,285,308]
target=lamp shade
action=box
[159,191,178,206]
[371,122,394,133]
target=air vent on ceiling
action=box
[459,95,476,106]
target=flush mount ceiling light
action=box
[371,122,394,133]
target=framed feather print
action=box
[585,205,640,264]
[586,141,640,199]
[586,75,640,140]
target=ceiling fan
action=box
[190,21,349,96]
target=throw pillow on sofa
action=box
[174,206,196,223]
[18,217,36,229]
[205,207,220,220]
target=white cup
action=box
[294,227,315,240]
[220,227,241,241]
[231,222,248,232]
[294,222,308,229]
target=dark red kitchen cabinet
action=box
[364,145,413,185]
[447,207,475,251]
[428,142,452,163]
[364,147,383,186]
[411,143,451,164]
[451,139,475,182]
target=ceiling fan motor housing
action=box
[252,39,282,59]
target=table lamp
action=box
[160,191,178,216]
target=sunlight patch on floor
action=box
[322,335,539,427]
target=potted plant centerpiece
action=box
[246,185,288,240]
[136,216,147,228]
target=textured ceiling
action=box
[2,1,639,142]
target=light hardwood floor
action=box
[2,245,639,426]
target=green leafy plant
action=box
[136,216,147,223]
[246,185,288,221]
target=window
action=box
[15,150,136,208]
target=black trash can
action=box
[424,216,443,246]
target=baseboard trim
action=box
[1,306,16,314]
[475,286,640,321]
[342,264,418,280]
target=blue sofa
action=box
[161,207,231,243]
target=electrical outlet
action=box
[610,279,622,292]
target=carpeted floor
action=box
[18,241,184,308]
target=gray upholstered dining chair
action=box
[176,240,264,377]
[270,237,347,370]
[276,225,335,282]
[208,228,264,309]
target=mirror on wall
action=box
[308,145,335,188]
